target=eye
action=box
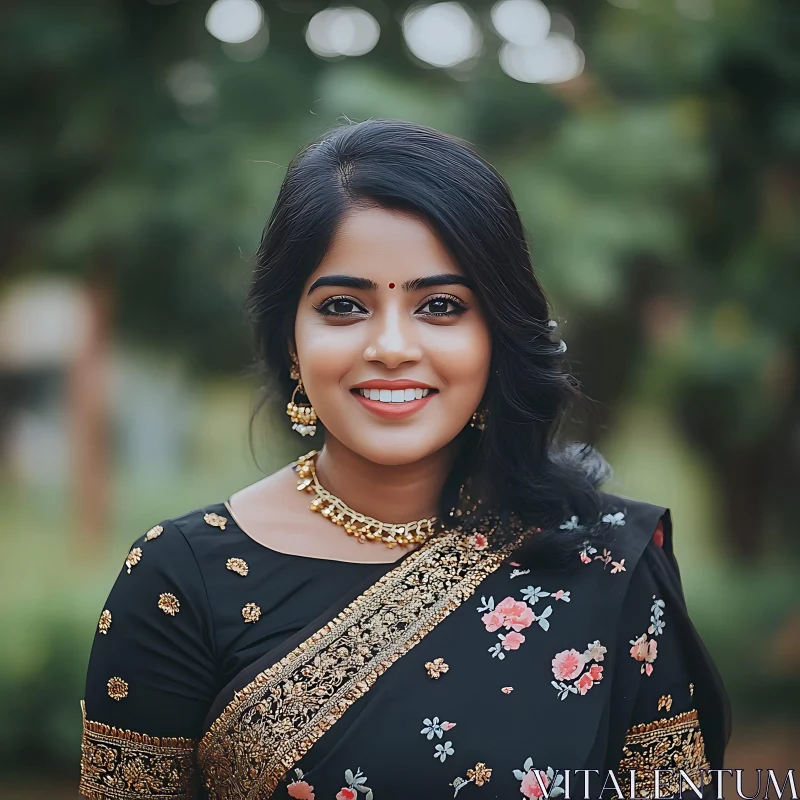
[315,296,368,317]
[417,294,468,317]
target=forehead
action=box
[314,206,463,280]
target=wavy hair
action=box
[246,119,611,555]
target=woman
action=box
[79,119,730,800]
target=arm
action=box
[609,516,730,799]
[80,520,217,800]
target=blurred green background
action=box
[1,0,798,796]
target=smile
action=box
[356,388,433,403]
[350,383,438,419]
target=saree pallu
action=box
[196,496,731,799]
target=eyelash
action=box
[314,294,468,318]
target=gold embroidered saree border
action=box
[618,709,711,799]
[79,701,197,800]
[197,520,525,799]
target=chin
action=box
[340,430,458,467]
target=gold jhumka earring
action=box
[469,407,487,430]
[286,355,317,437]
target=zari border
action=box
[197,518,526,799]
[79,700,197,800]
[618,709,712,799]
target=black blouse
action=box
[84,502,402,740]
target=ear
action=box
[286,338,297,364]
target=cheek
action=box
[294,313,361,393]
[424,320,492,388]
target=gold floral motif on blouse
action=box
[241,602,261,623]
[145,525,164,541]
[98,610,112,635]
[198,515,526,800]
[125,548,142,574]
[203,512,227,530]
[617,709,711,799]
[226,558,249,577]
[158,593,180,616]
[107,677,129,701]
[79,700,197,800]
[657,694,673,712]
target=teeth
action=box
[358,388,431,403]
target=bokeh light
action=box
[205,0,264,44]
[306,7,381,58]
[402,3,482,68]
[499,35,584,83]
[491,0,551,48]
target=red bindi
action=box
[388,282,395,289]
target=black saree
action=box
[79,492,731,800]
[195,495,730,799]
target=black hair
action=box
[246,118,611,558]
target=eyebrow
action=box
[307,275,379,294]
[307,273,472,295]
[402,274,473,292]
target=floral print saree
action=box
[80,492,730,800]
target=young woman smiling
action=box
[80,119,730,800]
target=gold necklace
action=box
[294,450,440,548]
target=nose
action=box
[364,305,422,369]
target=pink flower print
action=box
[630,634,658,675]
[575,672,594,695]
[610,559,626,574]
[470,533,489,550]
[501,686,514,694]
[553,590,571,602]
[510,561,521,567]
[521,769,551,799]
[551,649,586,681]
[287,781,315,799]
[441,721,457,731]
[500,631,526,650]
[630,633,648,660]
[482,609,506,633]
[588,664,604,681]
[495,597,535,631]
[336,790,356,800]
[579,551,592,564]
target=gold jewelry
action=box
[286,355,317,437]
[469,407,487,430]
[294,450,439,548]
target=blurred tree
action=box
[2,0,798,554]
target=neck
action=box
[314,438,457,523]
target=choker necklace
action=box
[294,450,440,549]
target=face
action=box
[293,206,492,466]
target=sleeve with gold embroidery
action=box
[80,520,217,800]
[607,516,731,799]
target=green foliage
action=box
[2,0,799,777]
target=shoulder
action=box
[111,501,237,587]
[592,490,672,560]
